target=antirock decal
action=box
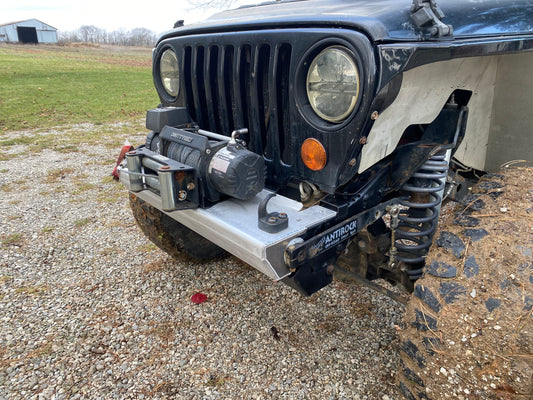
[312,220,358,253]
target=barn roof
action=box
[0,19,57,30]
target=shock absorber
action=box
[394,150,450,280]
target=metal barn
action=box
[0,19,58,44]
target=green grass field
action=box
[0,43,159,131]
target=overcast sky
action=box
[0,0,260,34]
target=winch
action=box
[124,107,265,210]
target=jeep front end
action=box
[118,0,533,296]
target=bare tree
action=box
[78,25,107,44]
[128,28,158,47]
[58,30,80,43]
[108,28,129,46]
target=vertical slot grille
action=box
[276,44,292,165]
[205,45,219,132]
[220,46,234,134]
[183,41,293,166]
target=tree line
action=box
[58,25,158,47]
[57,1,274,46]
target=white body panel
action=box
[359,52,533,173]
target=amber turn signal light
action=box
[301,138,327,171]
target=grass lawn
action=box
[0,43,159,131]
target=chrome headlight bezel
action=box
[306,46,361,124]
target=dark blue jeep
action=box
[119,2,533,396]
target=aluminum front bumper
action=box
[120,167,337,281]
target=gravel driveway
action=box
[0,123,403,399]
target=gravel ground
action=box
[0,123,404,399]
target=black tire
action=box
[129,193,227,260]
[398,167,533,399]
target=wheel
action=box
[398,166,533,399]
[129,193,226,260]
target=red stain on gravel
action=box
[191,293,208,304]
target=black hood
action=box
[161,0,533,43]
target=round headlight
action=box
[306,46,360,123]
[160,49,180,97]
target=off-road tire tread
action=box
[398,167,533,399]
[129,193,226,260]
